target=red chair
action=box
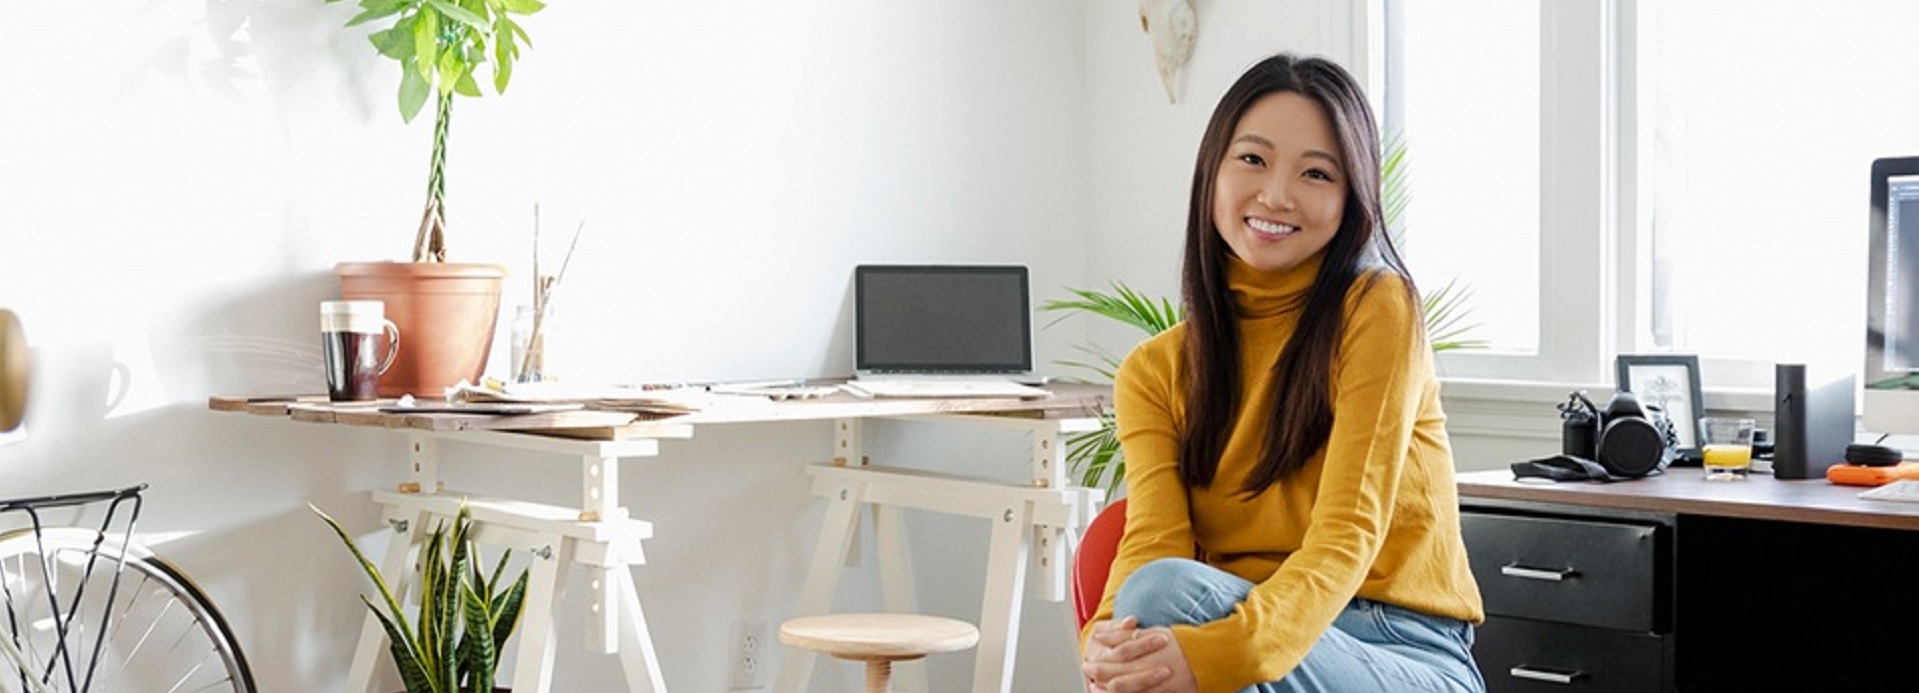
[1072,498,1129,629]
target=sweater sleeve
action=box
[1173,275,1431,692]
[1080,326,1195,647]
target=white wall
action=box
[0,1,1369,691]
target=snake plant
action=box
[314,502,528,692]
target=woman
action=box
[1078,54,1485,693]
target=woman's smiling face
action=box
[1212,91,1347,273]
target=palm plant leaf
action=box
[1040,284,1183,499]
[1423,278,1489,352]
[1063,408,1122,490]
[1382,127,1412,240]
[1040,283,1182,337]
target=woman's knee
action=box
[1113,558,1250,627]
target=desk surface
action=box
[208,382,1111,440]
[1456,468,1919,531]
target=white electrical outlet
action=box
[731,618,769,689]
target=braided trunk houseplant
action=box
[324,0,545,398]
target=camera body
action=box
[1559,390,1678,478]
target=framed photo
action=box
[1616,354,1705,454]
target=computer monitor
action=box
[1862,156,1919,434]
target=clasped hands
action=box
[1081,615,1199,693]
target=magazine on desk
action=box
[453,381,709,417]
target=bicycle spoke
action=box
[0,528,251,693]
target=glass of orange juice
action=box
[1699,417,1757,481]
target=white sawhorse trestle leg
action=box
[773,415,1103,693]
[343,431,682,693]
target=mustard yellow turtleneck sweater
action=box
[1087,253,1484,693]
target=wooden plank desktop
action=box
[1456,467,1919,531]
[209,381,1112,439]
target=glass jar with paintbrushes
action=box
[513,205,586,383]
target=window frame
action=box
[1375,0,1619,386]
[1377,1,1776,397]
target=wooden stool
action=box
[778,612,980,693]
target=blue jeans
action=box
[1112,558,1485,693]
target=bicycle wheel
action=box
[0,528,255,693]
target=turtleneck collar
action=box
[1226,251,1324,319]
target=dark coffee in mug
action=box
[323,330,384,401]
[320,300,400,402]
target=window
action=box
[1382,0,1610,385]
[1637,1,1919,387]
[1385,0,1919,392]
[1389,0,1540,354]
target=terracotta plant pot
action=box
[335,261,507,399]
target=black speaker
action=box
[1773,364,1856,480]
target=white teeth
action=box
[1247,218,1297,236]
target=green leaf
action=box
[346,3,408,28]
[501,15,532,48]
[460,583,496,690]
[320,500,531,692]
[1036,284,1179,499]
[414,9,440,77]
[425,0,490,31]
[443,52,479,95]
[1039,282,1183,338]
[1382,127,1411,240]
[399,63,431,122]
[369,26,415,60]
[499,0,545,15]
[1422,278,1489,352]
[455,72,483,97]
[311,504,421,653]
[365,596,438,693]
[1065,419,1121,491]
[492,35,515,92]
[489,570,528,666]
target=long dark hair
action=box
[1178,53,1420,496]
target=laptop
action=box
[847,264,1050,398]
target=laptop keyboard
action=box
[843,379,1049,399]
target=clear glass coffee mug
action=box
[320,300,400,402]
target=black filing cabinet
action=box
[1461,505,1675,692]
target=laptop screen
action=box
[855,265,1034,374]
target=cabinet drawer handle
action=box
[1509,666,1584,684]
[1500,563,1576,581]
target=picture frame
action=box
[1615,354,1705,455]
